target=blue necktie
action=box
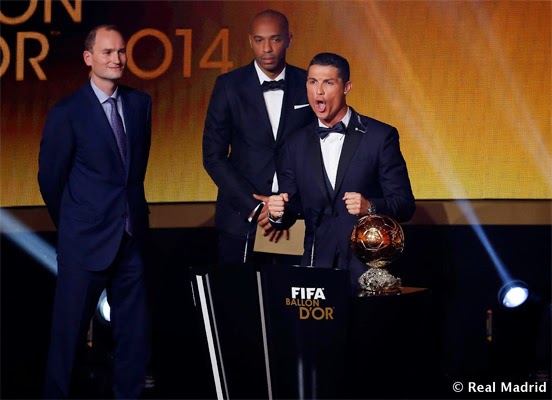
[316,121,347,140]
[106,97,132,235]
[107,97,127,165]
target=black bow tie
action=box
[261,79,285,92]
[316,121,347,139]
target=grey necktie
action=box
[106,97,132,235]
[106,97,127,165]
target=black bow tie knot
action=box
[261,79,285,92]
[316,121,347,139]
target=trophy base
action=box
[358,267,402,297]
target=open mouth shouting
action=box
[315,99,326,113]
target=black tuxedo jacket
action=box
[38,82,152,270]
[275,108,415,287]
[203,62,316,236]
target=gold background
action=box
[1,1,550,207]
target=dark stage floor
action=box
[2,225,550,399]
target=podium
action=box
[189,264,352,399]
[260,265,352,399]
[190,264,433,399]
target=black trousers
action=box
[44,233,150,399]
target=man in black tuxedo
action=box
[203,9,316,264]
[267,52,416,290]
[38,25,152,398]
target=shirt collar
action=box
[89,78,120,103]
[254,61,286,85]
[318,107,352,128]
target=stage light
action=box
[453,202,531,309]
[498,281,529,308]
[96,289,111,323]
[1,210,114,326]
[0,209,57,274]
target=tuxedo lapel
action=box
[276,82,291,142]
[244,63,274,142]
[306,127,333,203]
[334,113,364,195]
[277,68,299,142]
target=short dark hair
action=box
[85,24,121,52]
[251,9,289,34]
[308,52,350,83]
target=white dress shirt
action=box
[254,61,285,193]
[90,78,126,132]
[319,107,352,189]
[270,108,353,224]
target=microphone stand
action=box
[244,204,264,264]
[308,208,326,268]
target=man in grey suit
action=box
[39,25,152,399]
[202,9,316,264]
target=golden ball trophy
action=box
[350,214,405,296]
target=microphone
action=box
[308,207,326,267]
[332,249,341,270]
[243,203,264,263]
